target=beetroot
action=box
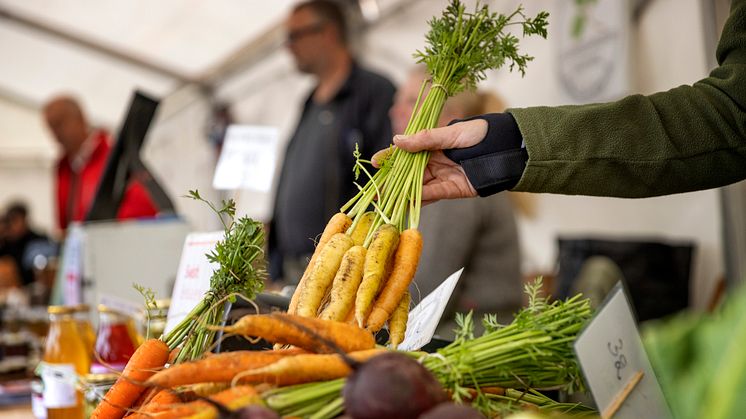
[229,405,280,419]
[418,403,486,419]
[343,352,448,419]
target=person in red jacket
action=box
[43,96,158,231]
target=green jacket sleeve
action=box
[509,0,746,198]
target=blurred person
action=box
[43,95,158,232]
[1,202,52,286]
[390,68,522,337]
[270,0,396,283]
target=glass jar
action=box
[81,373,117,418]
[91,305,136,374]
[72,304,95,360]
[42,305,90,419]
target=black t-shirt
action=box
[270,63,395,275]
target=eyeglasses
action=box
[286,23,326,44]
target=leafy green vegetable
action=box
[643,284,746,419]
[163,190,265,362]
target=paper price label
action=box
[213,125,279,192]
[574,282,671,419]
[165,231,224,334]
[398,268,463,351]
[40,363,77,408]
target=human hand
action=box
[372,119,488,204]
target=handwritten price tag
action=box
[213,125,279,192]
[398,268,463,351]
[165,231,224,333]
[574,282,671,419]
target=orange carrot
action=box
[128,386,258,419]
[288,212,352,314]
[216,313,375,353]
[366,229,422,332]
[147,349,301,388]
[92,338,170,419]
[235,348,385,386]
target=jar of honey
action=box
[91,305,136,374]
[72,304,95,360]
[41,305,90,419]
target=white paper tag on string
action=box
[398,268,463,351]
[213,125,279,192]
[165,231,224,334]
[574,282,672,419]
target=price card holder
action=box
[574,282,672,419]
[165,231,224,333]
[398,268,463,351]
[212,125,279,192]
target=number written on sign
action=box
[607,338,627,380]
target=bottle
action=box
[42,305,90,419]
[91,305,137,374]
[72,304,95,360]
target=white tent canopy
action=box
[0,0,739,308]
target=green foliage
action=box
[426,279,593,415]
[415,1,550,95]
[164,190,266,362]
[644,284,746,419]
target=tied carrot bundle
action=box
[288,212,352,314]
[234,348,385,386]
[146,349,302,389]
[366,229,423,332]
[214,313,375,353]
[92,338,170,419]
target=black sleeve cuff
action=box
[443,113,527,197]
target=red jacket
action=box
[56,130,158,230]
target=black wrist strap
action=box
[443,113,527,197]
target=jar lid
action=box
[47,305,75,314]
[72,304,90,312]
[97,304,127,315]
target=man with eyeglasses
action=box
[270,0,396,284]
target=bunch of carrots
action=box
[287,0,548,347]
[91,313,380,418]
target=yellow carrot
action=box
[388,291,411,349]
[349,212,375,246]
[319,246,366,321]
[366,229,422,332]
[296,233,354,317]
[355,224,399,327]
[288,213,352,314]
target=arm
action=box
[390,0,746,200]
[512,0,746,197]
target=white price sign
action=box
[165,231,224,334]
[213,125,279,192]
[574,282,672,419]
[398,268,463,351]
